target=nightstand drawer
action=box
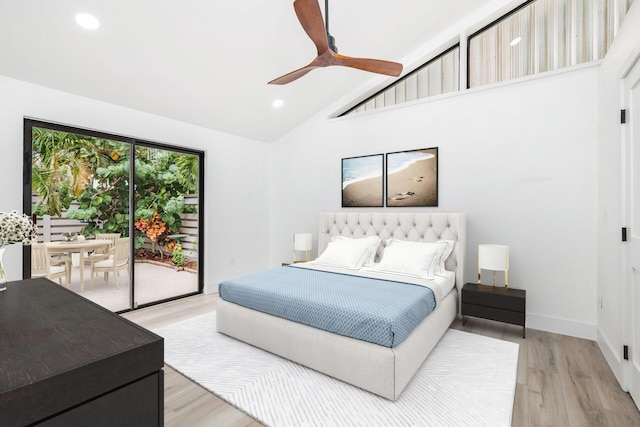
[462,284,525,312]
[462,303,525,326]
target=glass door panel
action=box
[133,146,200,306]
[30,126,131,312]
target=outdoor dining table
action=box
[44,239,111,291]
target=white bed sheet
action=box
[293,261,455,305]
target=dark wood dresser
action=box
[0,278,164,426]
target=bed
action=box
[216,212,466,400]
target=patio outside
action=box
[30,127,201,311]
[57,261,197,312]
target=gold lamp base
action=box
[477,270,509,289]
[476,282,510,293]
[293,249,310,263]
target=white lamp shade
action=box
[294,233,312,251]
[478,244,509,271]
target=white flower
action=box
[0,211,37,247]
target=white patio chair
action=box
[31,243,71,287]
[90,237,130,289]
[84,233,120,265]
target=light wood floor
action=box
[123,294,640,427]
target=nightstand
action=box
[461,283,526,338]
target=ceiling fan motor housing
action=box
[327,33,338,53]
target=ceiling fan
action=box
[268,0,403,85]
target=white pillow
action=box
[385,239,455,276]
[435,240,456,274]
[332,235,381,266]
[376,243,440,278]
[316,237,376,269]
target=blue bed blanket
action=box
[219,266,437,348]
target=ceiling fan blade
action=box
[334,54,403,77]
[268,62,318,85]
[294,0,329,54]
[269,0,402,84]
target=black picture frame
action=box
[341,154,384,207]
[386,147,438,207]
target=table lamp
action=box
[478,244,509,288]
[293,233,312,263]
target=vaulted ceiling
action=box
[0,0,492,142]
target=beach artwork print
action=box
[386,147,438,207]
[342,154,384,207]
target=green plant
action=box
[65,155,131,237]
[171,243,185,269]
[133,148,197,249]
[31,128,113,217]
[31,130,199,250]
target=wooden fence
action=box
[33,194,199,259]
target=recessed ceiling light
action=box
[509,37,522,47]
[272,99,284,108]
[76,13,100,30]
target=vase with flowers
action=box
[0,210,37,291]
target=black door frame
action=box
[23,118,205,311]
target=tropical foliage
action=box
[31,128,114,217]
[31,128,198,263]
[132,147,197,251]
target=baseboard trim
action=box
[204,281,220,295]
[527,312,596,340]
[597,327,626,390]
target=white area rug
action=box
[154,312,519,427]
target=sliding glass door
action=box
[133,145,200,306]
[23,120,204,312]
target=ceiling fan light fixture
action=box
[75,13,100,30]
[272,99,284,108]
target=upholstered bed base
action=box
[217,212,465,400]
[217,288,457,400]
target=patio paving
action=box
[57,261,198,312]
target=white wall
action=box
[0,75,271,293]
[270,66,600,339]
[597,3,640,387]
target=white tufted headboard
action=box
[318,212,466,295]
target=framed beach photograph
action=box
[386,147,438,207]
[342,154,384,207]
